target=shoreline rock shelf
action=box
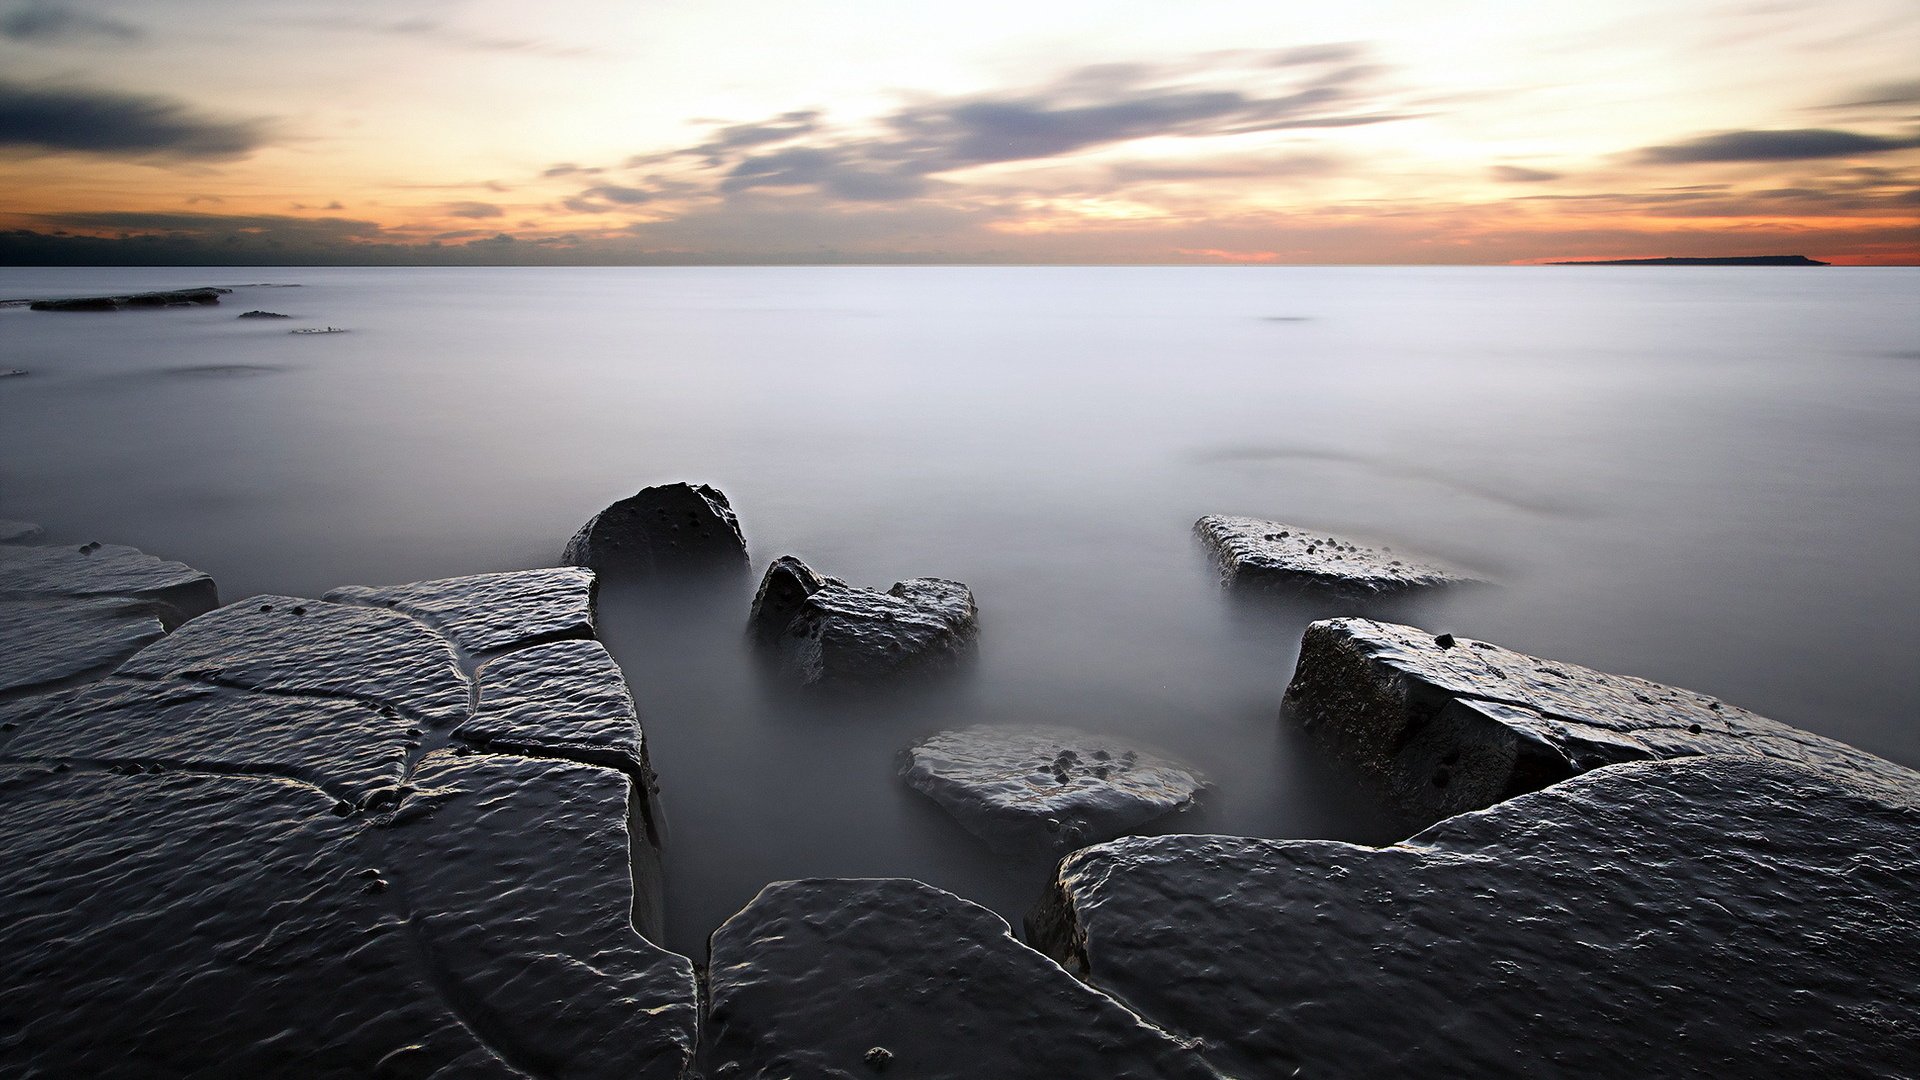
[27,287,230,312]
[749,554,979,685]
[1195,515,1479,594]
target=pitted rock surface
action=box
[456,639,646,779]
[751,555,978,685]
[1195,515,1476,594]
[326,566,596,655]
[0,540,217,626]
[119,596,470,727]
[1034,755,1920,1080]
[705,878,1220,1080]
[563,482,747,579]
[903,725,1203,853]
[1283,617,1918,826]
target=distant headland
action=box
[1549,255,1829,266]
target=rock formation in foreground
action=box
[0,562,696,1078]
[902,724,1203,853]
[704,878,1219,1080]
[749,554,978,685]
[1032,755,1918,1079]
[562,482,747,579]
[1195,515,1478,595]
[1283,617,1913,827]
[28,287,230,312]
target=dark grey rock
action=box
[0,752,696,1078]
[562,482,746,579]
[326,566,596,655]
[29,287,229,312]
[1195,515,1478,594]
[705,877,1219,1080]
[0,599,169,700]
[236,310,290,318]
[0,520,42,544]
[1034,755,1920,1079]
[902,725,1203,853]
[0,540,217,627]
[1283,617,1917,826]
[751,555,978,685]
[456,638,645,780]
[0,368,24,378]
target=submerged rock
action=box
[28,287,229,312]
[1283,617,1915,826]
[1195,515,1476,594]
[749,555,978,685]
[902,725,1203,853]
[704,878,1218,1080]
[563,482,747,579]
[1033,755,1920,1079]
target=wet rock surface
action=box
[1195,515,1477,594]
[0,565,698,1077]
[704,877,1220,1080]
[1284,617,1918,826]
[326,566,596,655]
[563,481,747,579]
[1035,755,1920,1080]
[28,287,230,311]
[750,555,978,685]
[902,725,1203,853]
[0,534,218,696]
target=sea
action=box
[2,264,1915,956]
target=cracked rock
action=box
[1032,755,1920,1079]
[902,725,1203,853]
[750,555,978,685]
[1195,515,1478,594]
[705,877,1219,1080]
[562,482,747,579]
[1283,617,1918,826]
[326,566,596,655]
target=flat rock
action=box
[0,540,218,626]
[1034,755,1920,1079]
[0,598,167,697]
[326,566,596,655]
[562,482,747,579]
[750,555,978,685]
[1195,515,1477,594]
[0,751,696,1078]
[456,638,646,780]
[0,520,41,544]
[705,877,1219,1080]
[902,725,1203,853]
[28,287,229,311]
[1283,617,1917,826]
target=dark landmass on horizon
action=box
[1549,255,1830,266]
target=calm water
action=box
[2,265,1916,955]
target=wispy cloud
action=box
[444,201,504,219]
[1490,165,1561,182]
[0,1,142,44]
[1637,128,1920,163]
[0,79,266,160]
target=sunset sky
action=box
[1,0,1915,264]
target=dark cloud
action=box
[0,79,265,160]
[690,111,820,165]
[0,2,142,44]
[543,162,601,178]
[582,183,653,205]
[445,201,504,219]
[1491,165,1560,183]
[1637,128,1920,164]
[38,210,385,238]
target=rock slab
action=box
[750,555,978,685]
[705,877,1219,1080]
[29,287,230,312]
[1196,515,1476,594]
[563,482,747,579]
[903,724,1203,853]
[1034,755,1920,1079]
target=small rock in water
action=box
[563,482,747,580]
[0,368,26,378]
[749,555,977,686]
[236,310,290,319]
[1195,514,1480,595]
[902,724,1202,853]
[864,1046,893,1069]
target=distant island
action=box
[1549,255,1829,266]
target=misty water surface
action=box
[2,265,1915,954]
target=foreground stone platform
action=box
[1034,755,1919,1079]
[0,564,696,1077]
[1195,515,1477,595]
[1283,617,1915,826]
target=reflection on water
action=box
[2,265,1916,953]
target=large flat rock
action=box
[903,725,1203,853]
[1034,755,1920,1079]
[750,555,978,685]
[705,877,1219,1080]
[27,286,229,311]
[1283,617,1916,826]
[325,566,596,656]
[1195,516,1477,595]
[0,540,217,627]
[563,482,747,579]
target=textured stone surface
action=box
[1283,617,1918,826]
[456,638,646,779]
[903,725,1203,853]
[563,482,747,579]
[0,598,167,696]
[705,878,1219,1080]
[0,540,218,627]
[1034,755,1920,1080]
[326,566,596,655]
[1195,515,1476,594]
[0,753,696,1078]
[28,287,229,311]
[751,555,978,685]
[0,519,42,544]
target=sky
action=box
[0,0,1915,264]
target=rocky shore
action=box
[0,496,1913,1077]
